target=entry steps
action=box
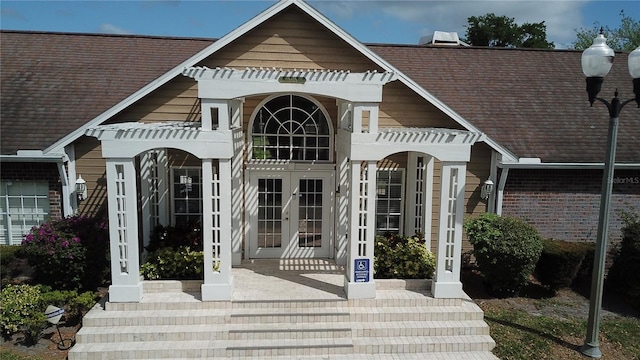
[68,280,497,359]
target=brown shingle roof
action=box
[0,31,213,155]
[1,31,638,164]
[370,44,639,164]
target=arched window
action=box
[251,95,331,161]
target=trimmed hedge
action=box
[536,239,594,290]
[607,210,640,309]
[464,213,543,297]
[0,284,96,345]
[374,234,435,279]
[140,246,204,280]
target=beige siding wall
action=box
[110,77,200,125]
[201,7,378,71]
[379,82,463,129]
[74,136,108,217]
[463,143,492,252]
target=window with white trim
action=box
[376,169,404,235]
[0,181,50,245]
[251,95,331,161]
[171,168,202,226]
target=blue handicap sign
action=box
[354,258,370,282]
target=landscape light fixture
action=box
[45,305,74,350]
[480,179,494,200]
[579,30,640,359]
[75,175,87,201]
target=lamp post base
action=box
[580,343,602,358]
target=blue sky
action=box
[1,1,638,49]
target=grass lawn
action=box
[481,301,639,359]
[465,268,640,360]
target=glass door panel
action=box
[297,178,323,248]
[249,171,332,258]
[257,178,283,249]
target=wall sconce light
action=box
[75,175,87,201]
[481,179,494,200]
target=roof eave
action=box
[0,153,66,163]
[500,161,640,170]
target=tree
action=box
[573,10,640,51]
[464,13,554,49]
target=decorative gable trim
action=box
[184,66,397,101]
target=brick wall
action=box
[502,168,640,243]
[0,162,63,220]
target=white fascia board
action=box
[500,162,640,169]
[198,79,387,102]
[0,154,65,162]
[44,0,293,155]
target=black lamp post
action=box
[580,32,640,359]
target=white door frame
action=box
[246,166,335,259]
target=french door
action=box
[248,171,333,258]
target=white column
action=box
[337,100,352,131]
[404,152,433,241]
[229,98,244,129]
[424,156,434,250]
[432,161,466,298]
[106,158,142,302]
[352,103,379,134]
[63,144,76,216]
[344,160,376,299]
[487,151,499,213]
[202,159,233,300]
[335,151,349,265]
[140,149,168,250]
[231,142,244,266]
[496,168,509,216]
[201,99,231,131]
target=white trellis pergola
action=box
[87,67,482,302]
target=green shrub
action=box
[38,287,97,323]
[20,215,108,291]
[0,284,96,344]
[464,213,543,297]
[0,284,44,338]
[141,246,204,280]
[536,239,593,290]
[572,242,595,290]
[608,209,640,309]
[374,234,435,279]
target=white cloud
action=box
[99,23,130,35]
